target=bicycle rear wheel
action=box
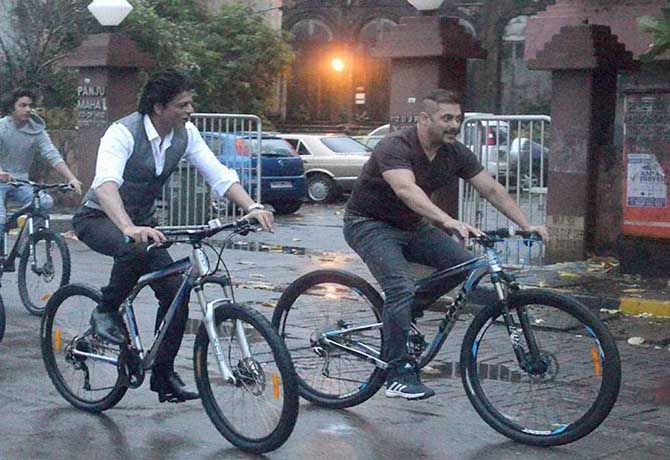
[19,230,71,316]
[460,289,621,446]
[271,269,386,409]
[194,303,299,454]
[41,284,127,412]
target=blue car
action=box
[203,132,306,214]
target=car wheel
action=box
[271,201,303,215]
[307,174,336,203]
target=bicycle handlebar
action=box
[472,227,543,246]
[125,218,260,250]
[8,178,74,192]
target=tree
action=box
[0,0,96,110]
[638,8,670,63]
[124,0,294,115]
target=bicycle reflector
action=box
[273,373,280,400]
[54,328,61,351]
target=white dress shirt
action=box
[91,115,239,198]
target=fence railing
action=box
[458,115,551,265]
[158,113,262,226]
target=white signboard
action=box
[626,153,667,208]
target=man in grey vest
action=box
[72,69,273,403]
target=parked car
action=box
[358,124,390,148]
[202,132,306,214]
[278,134,371,203]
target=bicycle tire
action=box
[460,289,621,446]
[0,295,5,343]
[41,283,127,413]
[271,269,387,409]
[194,302,299,454]
[19,230,71,316]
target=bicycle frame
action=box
[70,244,252,385]
[315,245,511,370]
[2,189,50,270]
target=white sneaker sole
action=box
[384,388,434,400]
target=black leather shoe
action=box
[90,309,126,345]
[150,371,199,403]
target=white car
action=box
[278,134,371,203]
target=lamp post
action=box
[59,0,154,202]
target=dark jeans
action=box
[343,216,472,368]
[72,208,187,371]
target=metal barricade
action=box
[159,114,262,226]
[458,115,550,265]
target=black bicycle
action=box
[272,229,621,447]
[41,218,299,454]
[2,179,73,315]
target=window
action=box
[320,137,371,153]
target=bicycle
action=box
[271,229,621,447]
[41,218,299,454]
[1,179,73,315]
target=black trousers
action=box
[72,208,187,371]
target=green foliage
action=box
[0,0,96,112]
[124,0,294,115]
[637,8,670,63]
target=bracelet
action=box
[245,203,265,213]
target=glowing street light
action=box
[88,0,133,26]
[331,57,345,73]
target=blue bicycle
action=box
[272,229,621,446]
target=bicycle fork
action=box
[193,287,252,386]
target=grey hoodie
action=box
[0,113,64,180]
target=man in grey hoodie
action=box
[0,88,82,268]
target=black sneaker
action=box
[385,361,435,400]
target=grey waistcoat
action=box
[83,112,188,223]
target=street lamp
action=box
[406,0,444,14]
[87,0,133,27]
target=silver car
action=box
[278,134,371,203]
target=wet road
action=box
[1,202,669,459]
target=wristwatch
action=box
[245,203,265,212]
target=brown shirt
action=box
[346,126,483,230]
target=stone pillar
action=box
[371,15,485,217]
[61,33,155,195]
[527,25,635,261]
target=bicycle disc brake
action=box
[235,357,266,395]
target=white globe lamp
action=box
[88,0,133,26]
[407,0,445,13]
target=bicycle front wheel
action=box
[19,230,71,316]
[460,289,621,446]
[271,269,386,409]
[41,284,127,412]
[194,303,299,454]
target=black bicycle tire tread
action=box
[0,296,5,343]
[19,230,71,316]
[460,288,621,446]
[271,269,387,409]
[193,303,299,454]
[41,283,127,413]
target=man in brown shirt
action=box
[344,89,548,399]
